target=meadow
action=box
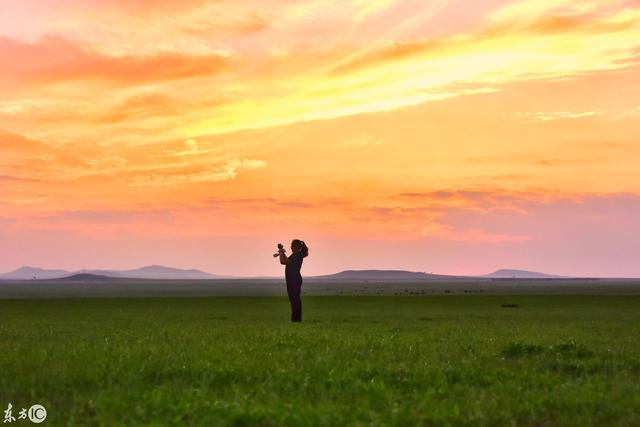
[1,295,639,426]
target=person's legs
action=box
[286,280,294,321]
[293,280,302,321]
[297,279,303,321]
[287,279,302,322]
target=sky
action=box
[1,0,640,277]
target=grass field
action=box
[1,295,639,426]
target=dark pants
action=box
[286,276,302,322]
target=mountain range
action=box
[0,266,567,280]
[0,265,220,280]
[483,269,564,279]
[311,270,471,281]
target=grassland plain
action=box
[1,295,639,426]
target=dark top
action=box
[285,252,304,282]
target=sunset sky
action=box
[1,0,639,277]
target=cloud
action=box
[202,196,312,210]
[330,4,640,77]
[328,40,444,76]
[526,12,639,34]
[514,110,603,121]
[95,93,181,124]
[364,190,640,242]
[91,0,211,12]
[0,130,45,152]
[0,130,269,189]
[396,188,558,207]
[438,192,640,243]
[189,1,639,134]
[2,0,639,137]
[0,35,233,87]
[489,0,602,24]
[3,176,640,252]
[122,157,267,186]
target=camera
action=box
[273,243,284,257]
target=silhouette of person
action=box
[277,239,309,322]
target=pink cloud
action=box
[1,192,639,277]
[0,35,233,87]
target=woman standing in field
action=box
[277,239,309,322]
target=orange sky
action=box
[1,0,639,276]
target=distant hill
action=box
[116,265,219,279]
[0,265,219,280]
[0,266,70,280]
[311,270,472,281]
[1,266,568,281]
[55,273,119,282]
[81,269,127,277]
[484,269,565,279]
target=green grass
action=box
[1,295,639,426]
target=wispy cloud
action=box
[0,35,233,87]
[514,110,603,121]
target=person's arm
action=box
[279,250,290,265]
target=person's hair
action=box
[292,239,309,258]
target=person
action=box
[277,239,309,322]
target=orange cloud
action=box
[95,93,181,124]
[0,130,44,152]
[0,35,233,87]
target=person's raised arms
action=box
[279,247,290,265]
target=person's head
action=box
[291,239,309,257]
